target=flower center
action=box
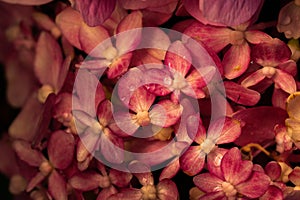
[262,66,276,78]
[230,30,245,45]
[141,185,157,200]
[200,138,216,154]
[90,120,104,134]
[171,72,188,90]
[37,84,55,103]
[99,176,111,188]
[221,181,237,197]
[103,46,118,61]
[135,110,151,126]
[39,161,53,176]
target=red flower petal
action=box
[157,179,179,200]
[273,69,297,94]
[278,60,297,76]
[56,7,82,50]
[251,39,292,67]
[186,114,206,144]
[116,11,142,54]
[244,30,272,44]
[48,130,75,170]
[233,107,288,146]
[224,81,260,106]
[26,172,46,192]
[193,173,223,193]
[198,192,225,200]
[97,186,118,200]
[223,43,250,79]
[108,188,142,200]
[77,130,100,162]
[260,185,284,200]
[208,117,241,144]
[265,161,281,181]
[78,23,110,54]
[34,31,63,91]
[129,87,156,113]
[143,68,172,96]
[48,170,68,200]
[109,169,132,188]
[149,100,183,127]
[221,147,253,185]
[69,171,101,191]
[107,52,132,79]
[12,140,45,167]
[236,171,270,198]
[184,22,232,52]
[97,100,113,127]
[180,146,205,176]
[74,0,116,27]
[159,159,180,180]
[164,41,192,76]
[241,69,266,88]
[207,148,228,179]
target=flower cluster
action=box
[1,0,300,200]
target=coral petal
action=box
[223,43,250,79]
[34,31,63,90]
[180,146,205,176]
[221,147,253,185]
[193,173,223,193]
[273,69,296,94]
[224,81,260,106]
[236,171,270,199]
[69,171,101,191]
[157,179,179,200]
[164,41,192,76]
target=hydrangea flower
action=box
[193,147,270,199]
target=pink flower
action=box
[184,21,272,79]
[193,147,270,199]
[180,115,241,176]
[56,7,142,79]
[13,130,75,200]
[241,39,297,94]
[144,41,216,99]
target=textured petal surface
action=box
[233,107,287,146]
[251,38,291,67]
[108,188,142,200]
[223,43,250,79]
[150,100,183,127]
[34,31,63,90]
[221,147,253,185]
[48,170,68,200]
[193,173,223,193]
[48,130,75,169]
[74,0,116,27]
[287,92,300,120]
[273,69,297,94]
[180,146,205,176]
[157,179,179,200]
[184,22,232,52]
[236,171,270,198]
[224,81,260,106]
[265,161,281,181]
[69,171,101,191]
[208,117,241,144]
[164,41,192,76]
